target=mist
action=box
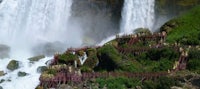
[70,0,120,46]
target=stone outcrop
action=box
[37,66,48,73]
[0,79,5,84]
[7,60,20,71]
[18,71,28,77]
[71,0,123,42]
[0,71,5,76]
[28,55,45,62]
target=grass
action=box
[164,5,200,45]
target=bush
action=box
[96,77,140,89]
[58,52,79,64]
[187,58,200,73]
[46,69,57,75]
[95,44,122,71]
[142,77,179,89]
[80,66,93,72]
[189,49,200,59]
[147,47,178,61]
[83,55,98,68]
[86,48,97,56]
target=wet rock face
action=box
[37,66,47,73]
[0,79,5,84]
[7,60,20,71]
[71,0,123,42]
[28,55,45,62]
[0,86,3,89]
[0,44,10,59]
[18,71,28,77]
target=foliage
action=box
[96,76,179,89]
[76,50,85,56]
[86,48,97,56]
[83,55,99,69]
[189,49,200,59]
[187,58,200,73]
[96,77,140,89]
[95,44,122,71]
[187,49,200,73]
[46,69,57,75]
[142,77,179,89]
[162,5,200,45]
[58,52,78,64]
[80,66,93,72]
[147,47,179,61]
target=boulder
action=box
[37,66,48,73]
[28,55,45,62]
[0,86,2,89]
[0,71,5,76]
[0,79,5,84]
[7,60,19,71]
[0,44,10,59]
[18,71,28,77]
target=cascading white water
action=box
[98,0,155,46]
[0,0,82,89]
[120,0,155,33]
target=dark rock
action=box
[0,0,2,4]
[0,44,10,59]
[37,66,47,73]
[0,86,3,89]
[0,79,5,84]
[18,71,28,77]
[45,60,52,65]
[28,55,45,62]
[7,60,19,71]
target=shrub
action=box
[83,55,99,68]
[189,49,200,59]
[187,58,200,73]
[96,77,140,89]
[95,44,122,71]
[58,52,79,64]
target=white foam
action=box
[121,0,155,32]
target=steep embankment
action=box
[161,5,200,45]
[161,5,200,75]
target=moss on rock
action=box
[7,60,19,71]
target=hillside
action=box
[35,5,200,89]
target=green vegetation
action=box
[187,49,200,73]
[46,69,57,75]
[58,52,79,64]
[161,5,200,45]
[96,76,179,89]
[95,44,122,71]
[96,77,141,89]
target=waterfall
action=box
[0,0,80,89]
[120,0,155,33]
[0,0,81,56]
